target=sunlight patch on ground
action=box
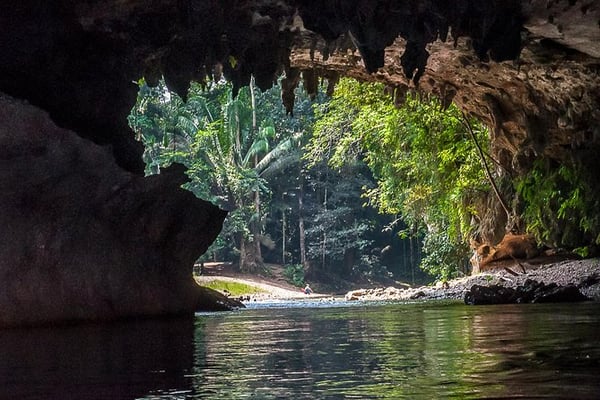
[200,279,267,296]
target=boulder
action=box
[464,279,589,305]
[345,289,367,301]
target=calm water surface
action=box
[0,301,599,399]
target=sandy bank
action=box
[195,274,327,301]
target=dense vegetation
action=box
[129,75,598,284]
[129,78,426,283]
[305,79,491,281]
[516,157,600,256]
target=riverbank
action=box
[196,258,600,304]
[345,257,600,303]
[195,263,330,302]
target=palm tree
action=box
[131,77,309,273]
[188,80,305,272]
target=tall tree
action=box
[130,78,310,272]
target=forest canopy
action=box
[129,75,600,284]
[305,79,491,280]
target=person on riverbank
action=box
[304,284,313,295]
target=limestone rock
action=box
[0,94,234,327]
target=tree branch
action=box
[461,113,511,221]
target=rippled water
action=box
[1,300,599,399]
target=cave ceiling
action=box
[1,1,599,175]
[291,1,600,174]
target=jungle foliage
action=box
[516,157,600,256]
[305,79,490,280]
[129,78,408,281]
[130,79,303,272]
[130,75,596,284]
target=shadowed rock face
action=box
[0,94,232,326]
[0,1,598,325]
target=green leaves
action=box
[516,158,600,248]
[306,78,490,279]
[283,264,305,287]
[129,76,318,270]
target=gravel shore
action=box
[197,259,600,304]
[345,258,600,303]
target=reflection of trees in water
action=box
[194,312,319,397]
[190,303,600,398]
[470,303,600,399]
[192,306,489,398]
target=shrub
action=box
[283,264,305,287]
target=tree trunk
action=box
[238,234,248,271]
[249,77,263,270]
[321,186,328,270]
[298,175,307,269]
[402,237,411,284]
[342,247,356,276]
[240,235,260,272]
[250,77,257,135]
[282,207,286,265]
[252,188,263,268]
[409,234,415,284]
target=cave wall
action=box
[0,94,229,326]
[0,0,598,325]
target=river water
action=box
[0,300,599,399]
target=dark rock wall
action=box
[0,1,297,171]
[0,2,146,173]
[0,94,226,326]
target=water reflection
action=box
[1,302,599,399]
[0,318,196,400]
[189,302,600,399]
[469,304,600,399]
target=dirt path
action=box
[195,262,326,300]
